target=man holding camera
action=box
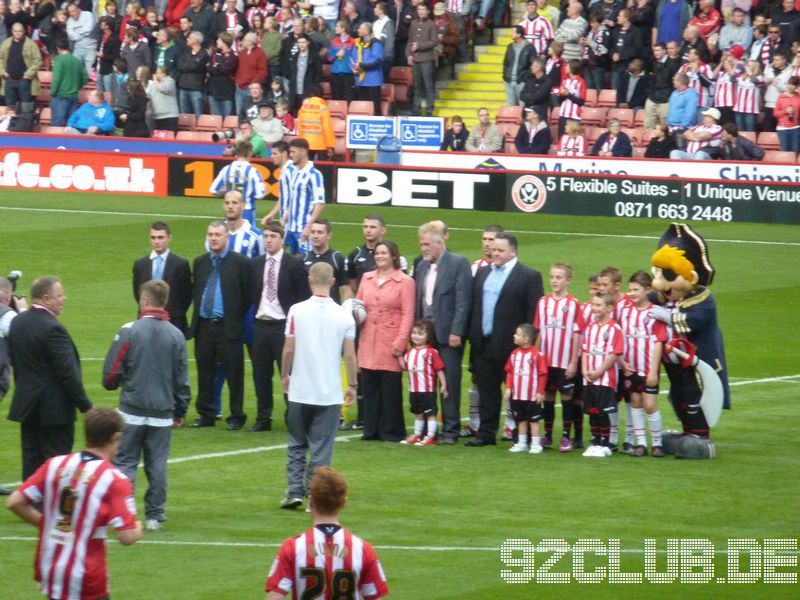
[220,119,269,159]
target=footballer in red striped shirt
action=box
[504,324,548,453]
[266,468,389,600]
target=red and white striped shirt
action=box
[266,525,389,599]
[619,303,667,376]
[580,301,595,329]
[733,74,763,114]
[680,62,713,107]
[18,452,138,600]
[471,257,491,277]
[557,134,585,156]
[713,70,735,108]
[505,345,548,401]
[535,294,584,369]
[224,12,244,53]
[686,123,723,154]
[404,345,445,393]
[582,319,624,388]
[613,293,631,323]
[518,15,553,56]
[558,76,586,121]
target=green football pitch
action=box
[0,190,798,599]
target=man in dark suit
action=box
[132,221,193,337]
[413,221,472,444]
[8,276,93,478]
[466,233,544,447]
[190,221,252,430]
[251,222,312,431]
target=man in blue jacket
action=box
[665,73,699,149]
[66,90,115,135]
[353,22,384,117]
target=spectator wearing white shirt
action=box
[66,2,97,75]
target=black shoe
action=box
[347,420,364,430]
[572,438,584,449]
[0,486,12,496]
[608,443,619,453]
[280,497,303,510]
[189,420,215,428]
[440,437,457,445]
[227,422,244,431]
[465,437,496,447]
[621,442,635,455]
[249,421,272,432]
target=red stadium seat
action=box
[584,88,598,108]
[222,115,239,129]
[37,71,52,86]
[597,89,617,107]
[633,109,645,127]
[176,131,215,141]
[41,126,72,135]
[348,100,374,116]
[738,131,756,144]
[320,81,331,99]
[581,107,607,126]
[332,117,346,135]
[36,86,51,104]
[322,63,332,80]
[497,122,520,142]
[328,100,348,120]
[762,150,797,163]
[622,127,641,147]
[756,132,780,150]
[152,129,176,140]
[39,107,52,126]
[607,108,634,127]
[584,126,602,145]
[197,115,223,131]
[389,66,413,104]
[632,147,646,158]
[504,140,516,154]
[496,105,523,124]
[177,114,197,130]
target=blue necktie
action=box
[153,255,164,280]
[202,257,220,316]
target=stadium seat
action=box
[37,70,52,86]
[381,83,395,103]
[632,147,647,158]
[151,129,176,140]
[39,107,52,126]
[222,115,239,129]
[334,136,347,158]
[738,131,756,144]
[389,66,413,104]
[581,107,607,126]
[36,86,51,104]
[197,115,223,131]
[622,127,641,147]
[763,150,797,163]
[328,100,348,120]
[381,100,390,116]
[548,144,558,155]
[584,88,598,108]
[607,108,634,127]
[504,140,516,154]
[41,126,72,135]
[597,89,617,107]
[320,81,331,99]
[176,131,215,141]
[633,109,645,127]
[322,64,332,80]
[550,124,559,142]
[757,132,780,150]
[348,100,374,116]
[497,122,520,143]
[332,117,346,135]
[496,105,523,125]
[177,114,197,130]
[642,128,657,145]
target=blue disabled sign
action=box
[346,116,397,150]
[397,117,444,150]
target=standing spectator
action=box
[610,9,642,93]
[775,75,800,152]
[630,0,655,62]
[770,0,800,44]
[617,57,649,108]
[235,31,269,117]
[305,17,330,58]
[688,0,722,47]
[515,106,551,154]
[442,0,468,64]
[373,2,396,79]
[217,0,246,52]
[719,8,753,53]
[536,0,559,28]
[176,15,193,51]
[288,35,321,112]
[466,106,503,152]
[50,38,88,127]
[189,221,252,430]
[712,50,740,125]
[277,266,356,508]
[406,2,437,116]
[329,20,356,101]
[732,59,763,132]
[764,51,793,132]
[121,28,153,77]
[715,122,765,161]
[758,25,789,70]
[670,107,723,160]
[666,72,699,143]
[432,2,460,77]
[120,77,150,137]
[545,40,566,107]
[394,0,418,66]
[176,31,208,119]
[97,17,122,93]
[356,240,415,443]
[644,123,676,157]
[120,2,147,43]
[280,19,311,89]
[440,114,469,150]
[643,41,680,128]
[261,17,283,78]
[165,0,190,27]
[0,22,41,117]
[103,280,190,533]
[519,59,550,117]
[147,66,180,132]
[66,2,96,75]
[6,408,142,600]
[7,276,93,479]
[721,0,752,26]
[466,233,543,447]
[680,25,710,63]
[182,0,216,46]
[353,22,384,117]
[591,117,633,156]
[307,0,339,34]
[207,31,238,117]
[557,58,586,135]
[518,0,554,56]
[555,1,587,62]
[557,120,586,156]
[110,58,131,127]
[503,25,535,107]
[413,222,472,445]
[652,0,691,47]
[343,0,364,38]
[152,27,179,76]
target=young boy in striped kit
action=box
[505,324,548,454]
[534,263,585,452]
[400,319,448,447]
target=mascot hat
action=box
[651,223,715,287]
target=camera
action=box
[212,130,237,142]
[8,270,21,292]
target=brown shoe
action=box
[632,445,647,457]
[651,446,666,458]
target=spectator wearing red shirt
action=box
[688,0,722,45]
[774,76,800,153]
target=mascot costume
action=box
[648,223,730,459]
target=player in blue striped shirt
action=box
[260,141,296,229]
[284,138,326,255]
[209,139,266,227]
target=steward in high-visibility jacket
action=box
[296,93,335,156]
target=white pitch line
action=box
[1,205,799,247]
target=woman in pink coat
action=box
[356,240,415,442]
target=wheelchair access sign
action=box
[397,117,444,150]
[346,116,397,149]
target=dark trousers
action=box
[331,73,354,101]
[474,344,507,442]
[5,78,32,109]
[252,319,286,424]
[357,85,382,117]
[194,319,245,425]
[437,342,464,439]
[361,369,405,442]
[20,419,74,480]
[154,117,178,132]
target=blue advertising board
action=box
[397,117,444,150]
[345,116,396,149]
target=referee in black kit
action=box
[300,220,350,303]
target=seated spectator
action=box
[264,76,288,105]
[580,12,610,93]
[644,123,677,158]
[557,58,586,136]
[289,35,322,113]
[669,107,723,160]
[222,118,269,157]
[591,118,633,157]
[774,76,800,153]
[147,66,180,132]
[275,99,295,134]
[557,120,585,156]
[329,20,356,102]
[515,107,551,155]
[50,38,88,127]
[235,32,269,117]
[176,31,208,118]
[555,1,587,62]
[719,8,753,53]
[207,32,239,117]
[252,102,284,143]
[618,58,649,109]
[120,77,150,138]
[440,115,469,151]
[296,86,335,159]
[67,89,116,134]
[666,72,699,146]
[465,107,503,153]
[121,27,152,77]
[240,81,266,121]
[353,22,384,117]
[711,122,765,161]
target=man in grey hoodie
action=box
[103,279,190,533]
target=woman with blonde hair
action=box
[557,120,585,156]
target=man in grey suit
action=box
[414,221,472,444]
